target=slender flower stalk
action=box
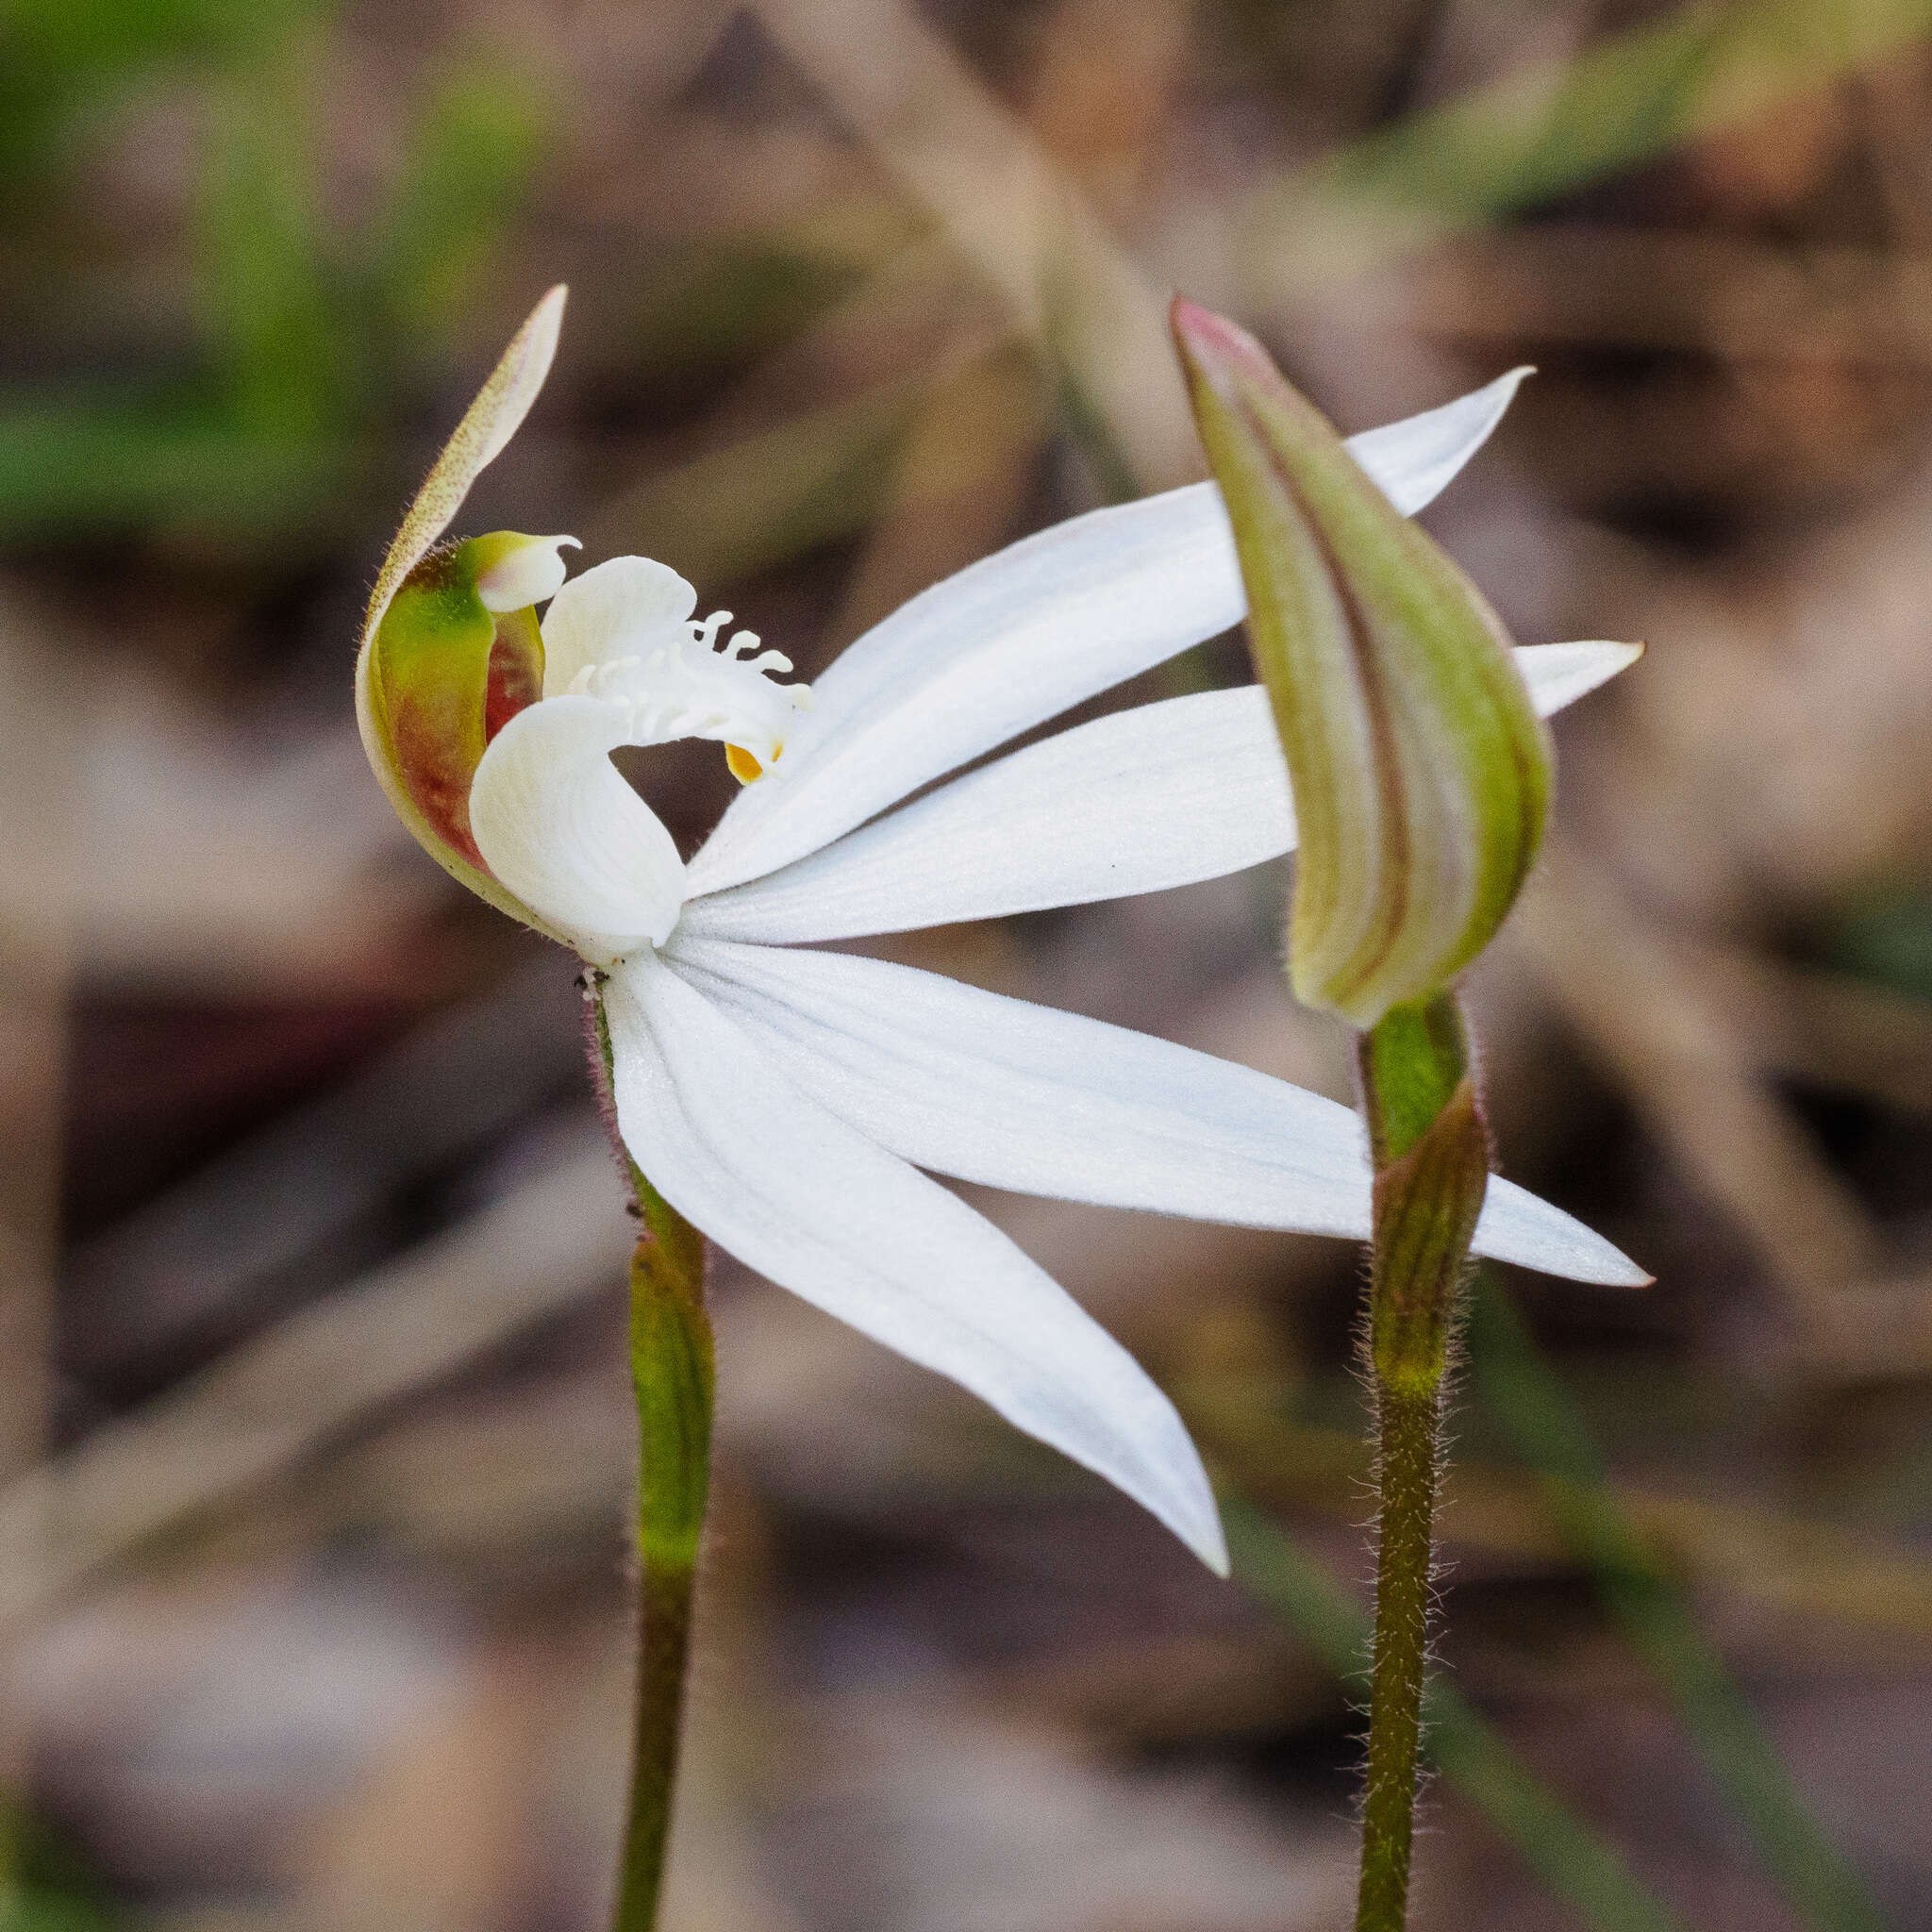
[358,290,1645,1929]
[1355,991,1488,1929]
[1173,296,1644,1932]
[586,988,712,1932]
[617,1215,710,1932]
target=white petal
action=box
[665,939,1649,1288]
[1506,638,1643,713]
[679,640,1642,945]
[678,685,1289,944]
[604,953,1228,1569]
[470,695,685,961]
[682,483,1241,898]
[669,934,1360,1228]
[685,379,1528,898]
[1342,366,1531,517]
[541,556,698,698]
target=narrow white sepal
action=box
[664,938,1650,1288]
[469,694,684,961]
[1501,638,1642,714]
[1341,366,1531,517]
[677,684,1287,945]
[603,951,1231,1572]
[684,377,1534,900]
[679,640,1641,946]
[682,484,1244,900]
[667,934,1363,1228]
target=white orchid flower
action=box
[359,290,1643,1574]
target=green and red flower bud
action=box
[1172,298,1553,1030]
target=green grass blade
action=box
[0,394,355,543]
[1250,0,1932,287]
[1468,1275,1889,1932]
[371,60,548,342]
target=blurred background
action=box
[5,0,1932,1926]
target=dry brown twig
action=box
[1400,227,1932,372]
[0,602,78,1786]
[0,1140,633,1637]
[1190,1390,1932,1644]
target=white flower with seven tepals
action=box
[359,290,1644,1575]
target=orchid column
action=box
[1173,301,1632,1932]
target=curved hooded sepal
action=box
[354,288,570,936]
[365,539,553,874]
[1173,298,1553,1029]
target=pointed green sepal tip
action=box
[1172,297,1554,1030]
[354,289,573,935]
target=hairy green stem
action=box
[587,982,713,1932]
[1468,1275,1889,1932]
[617,1558,693,1932]
[615,1224,713,1932]
[1357,1381,1444,1931]
[1224,1496,1685,1932]
[1355,991,1491,1932]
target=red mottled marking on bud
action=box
[390,692,486,868]
[486,607,546,743]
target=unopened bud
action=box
[1172,298,1552,1029]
